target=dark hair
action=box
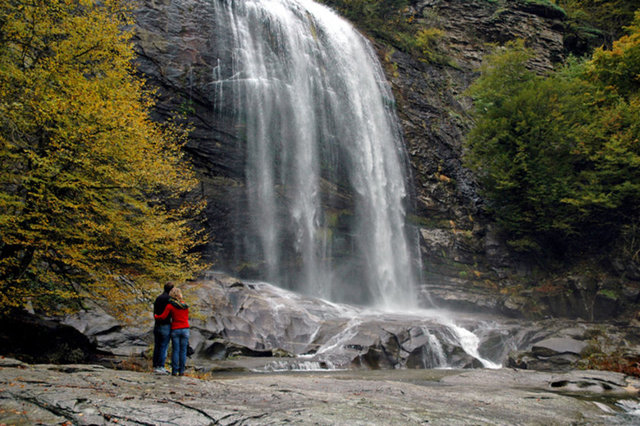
[164,283,175,293]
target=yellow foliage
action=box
[0,0,207,319]
[414,28,445,62]
[587,11,640,97]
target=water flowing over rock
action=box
[138,0,421,308]
[132,0,639,319]
[189,275,523,370]
[59,275,516,370]
[38,274,637,376]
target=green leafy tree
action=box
[466,41,592,251]
[568,12,640,233]
[466,16,640,255]
[0,0,206,318]
[587,11,640,96]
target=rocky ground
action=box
[1,357,639,425]
[57,275,640,374]
[4,276,640,424]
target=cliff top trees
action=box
[0,0,206,319]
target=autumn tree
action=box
[0,0,206,318]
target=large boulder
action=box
[0,311,98,364]
[187,274,509,369]
[507,320,640,372]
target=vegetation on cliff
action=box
[318,0,447,63]
[556,0,639,48]
[0,0,206,318]
[465,13,640,259]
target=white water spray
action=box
[212,0,418,309]
[447,323,502,369]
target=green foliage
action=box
[555,0,639,48]
[411,28,447,63]
[0,0,207,319]
[587,13,640,96]
[466,41,590,250]
[525,0,567,16]
[597,289,618,300]
[318,0,448,63]
[466,25,640,255]
[319,0,409,41]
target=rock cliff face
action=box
[134,0,242,263]
[382,0,574,314]
[132,0,633,318]
[389,0,638,318]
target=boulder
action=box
[63,303,152,357]
[0,311,98,364]
[531,337,588,357]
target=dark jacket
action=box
[154,292,172,326]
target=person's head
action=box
[169,287,183,301]
[164,282,174,294]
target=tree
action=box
[466,41,595,252]
[555,0,639,48]
[0,0,206,319]
[466,25,640,256]
[569,11,640,239]
[587,10,640,97]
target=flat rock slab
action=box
[1,358,639,425]
[532,337,589,356]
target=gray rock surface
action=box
[1,357,639,425]
[388,0,569,284]
[52,274,640,374]
[507,320,640,372]
[532,337,589,356]
[63,274,516,369]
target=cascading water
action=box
[212,0,419,309]
[205,0,506,369]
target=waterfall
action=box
[212,0,418,309]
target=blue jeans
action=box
[171,328,190,375]
[152,324,171,368]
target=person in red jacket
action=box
[154,287,190,376]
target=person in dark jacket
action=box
[152,283,174,374]
[155,287,190,376]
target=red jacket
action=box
[155,302,190,330]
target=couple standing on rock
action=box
[152,283,190,376]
